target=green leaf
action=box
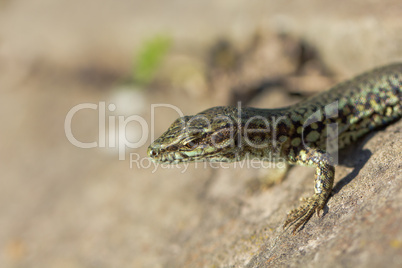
[133,35,171,86]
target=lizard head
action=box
[148,106,241,163]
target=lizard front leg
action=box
[283,149,335,233]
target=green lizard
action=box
[148,63,402,232]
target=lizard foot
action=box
[283,193,327,234]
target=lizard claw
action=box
[316,208,324,218]
[283,193,327,233]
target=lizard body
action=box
[148,63,402,232]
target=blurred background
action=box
[1,0,402,267]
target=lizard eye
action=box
[184,138,202,148]
[185,141,197,148]
[149,149,158,157]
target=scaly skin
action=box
[148,63,402,233]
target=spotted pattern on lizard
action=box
[148,63,402,233]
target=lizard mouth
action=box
[147,145,238,164]
[148,145,230,164]
[148,146,199,163]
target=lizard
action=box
[147,63,402,233]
